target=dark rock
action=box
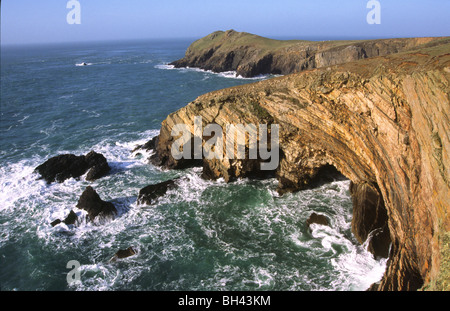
[50,210,78,227]
[84,151,111,181]
[36,154,87,183]
[367,225,391,259]
[137,179,178,205]
[76,186,117,221]
[110,246,137,262]
[349,181,391,259]
[35,151,110,184]
[132,136,159,153]
[86,162,111,181]
[63,210,78,225]
[50,219,62,227]
[366,282,380,291]
[306,212,330,230]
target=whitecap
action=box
[154,64,175,70]
[82,109,101,118]
[75,62,93,67]
[155,63,277,80]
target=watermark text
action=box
[67,0,81,24]
[171,116,280,171]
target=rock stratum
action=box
[154,32,450,291]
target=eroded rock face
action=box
[170,30,447,78]
[350,181,391,259]
[153,40,450,290]
[35,151,111,183]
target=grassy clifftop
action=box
[171,30,450,77]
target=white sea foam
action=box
[81,109,101,118]
[155,63,275,80]
[75,62,93,67]
[154,64,175,70]
[0,132,386,291]
[331,245,387,290]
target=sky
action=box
[1,0,449,45]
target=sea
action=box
[0,39,387,291]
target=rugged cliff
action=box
[170,30,447,78]
[153,37,450,290]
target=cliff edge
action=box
[155,35,450,290]
[170,30,448,78]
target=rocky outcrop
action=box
[153,39,450,290]
[306,213,330,231]
[110,247,138,262]
[35,151,111,183]
[50,210,78,227]
[170,30,448,78]
[137,179,178,206]
[76,186,117,222]
[133,136,158,154]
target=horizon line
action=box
[2,33,449,47]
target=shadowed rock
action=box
[35,151,111,184]
[76,186,117,222]
[137,179,178,206]
[132,136,159,153]
[84,151,111,181]
[109,247,137,263]
[306,213,330,231]
[50,210,78,227]
[350,181,391,259]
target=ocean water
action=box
[0,39,386,291]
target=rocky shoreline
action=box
[152,32,450,290]
[35,32,449,290]
[170,29,448,78]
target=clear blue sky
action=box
[1,0,449,45]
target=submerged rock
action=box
[50,210,78,227]
[137,179,178,206]
[109,247,137,262]
[35,151,111,184]
[306,212,330,230]
[76,186,117,222]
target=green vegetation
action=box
[189,30,308,54]
[423,231,450,291]
[249,100,272,122]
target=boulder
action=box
[76,186,117,222]
[84,151,111,181]
[109,247,137,262]
[132,136,159,153]
[306,212,330,231]
[50,210,78,227]
[35,151,110,184]
[137,179,178,205]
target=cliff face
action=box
[154,38,450,290]
[170,30,447,78]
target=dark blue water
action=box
[0,39,386,291]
